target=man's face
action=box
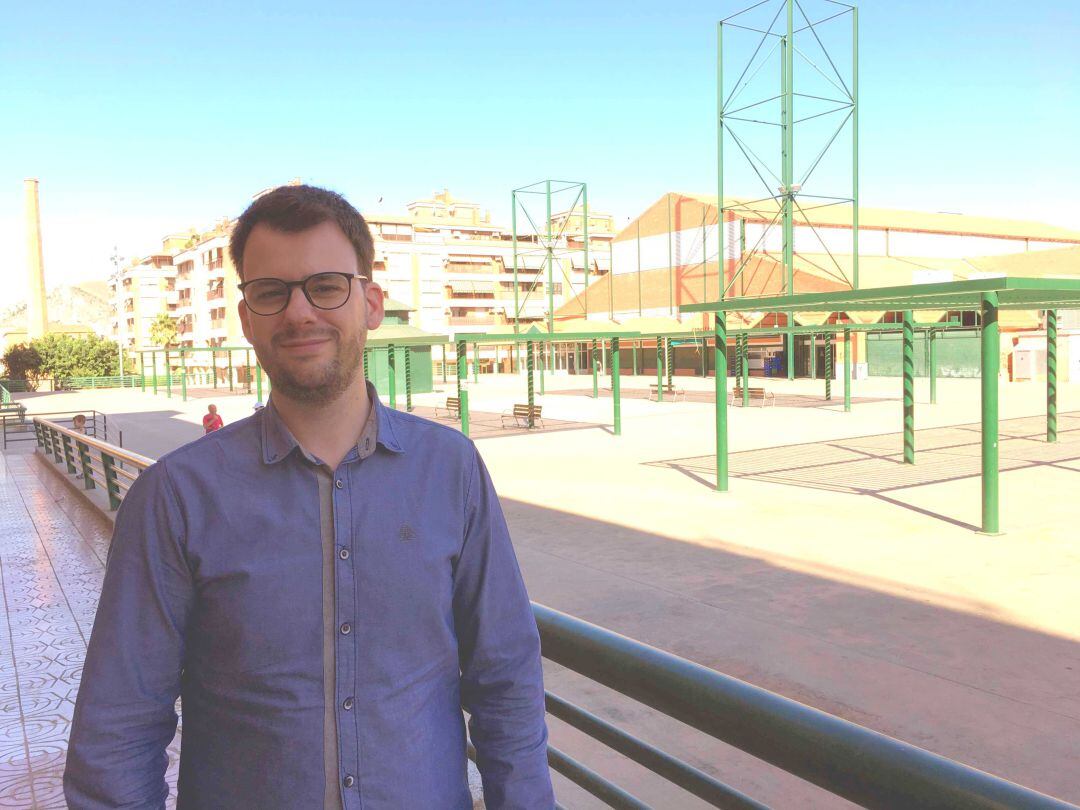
[238,221,384,406]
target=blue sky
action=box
[1,0,1077,304]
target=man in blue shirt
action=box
[65,185,555,809]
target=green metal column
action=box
[546,180,554,334]
[981,293,1000,533]
[152,351,158,394]
[245,349,252,393]
[929,329,938,405]
[903,311,915,464]
[180,349,187,401]
[255,363,263,401]
[1047,309,1057,443]
[140,354,146,393]
[852,4,860,290]
[539,342,546,395]
[715,314,729,492]
[441,343,447,383]
[824,335,833,400]
[228,350,234,392]
[526,340,535,427]
[843,328,852,412]
[787,317,795,380]
[459,387,469,437]
[212,351,218,389]
[740,334,749,406]
[632,341,639,376]
[165,349,172,398]
[591,339,598,398]
[611,338,621,436]
[456,340,465,399]
[656,338,664,402]
[473,342,479,384]
[809,334,817,380]
[666,337,674,389]
[363,348,370,382]
[405,347,413,412]
[387,345,397,409]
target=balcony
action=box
[207,290,225,302]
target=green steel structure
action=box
[684,277,1080,533]
[456,328,641,436]
[719,0,860,387]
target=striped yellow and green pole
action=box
[165,349,172,398]
[656,338,664,402]
[591,339,599,398]
[741,334,749,406]
[526,340,536,428]
[456,340,465,399]
[611,338,621,436]
[457,339,469,432]
[255,363,263,402]
[666,337,674,389]
[180,349,187,402]
[405,348,413,412]
[843,328,851,412]
[228,350,234,392]
[459,386,469,437]
[981,293,1000,533]
[824,335,833,400]
[903,311,915,464]
[1047,309,1057,442]
[473,342,479,384]
[715,314,729,492]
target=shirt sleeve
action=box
[64,459,193,809]
[453,447,554,810]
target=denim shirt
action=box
[64,392,554,809]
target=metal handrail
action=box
[28,420,1076,808]
[34,418,153,509]
[533,603,1074,809]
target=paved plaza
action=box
[2,371,1078,807]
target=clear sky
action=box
[2,0,1077,306]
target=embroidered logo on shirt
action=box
[398,523,416,542]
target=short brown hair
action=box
[229,184,374,280]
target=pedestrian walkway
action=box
[0,449,180,807]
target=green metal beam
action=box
[843,328,851,412]
[715,314,728,492]
[612,337,622,436]
[1047,309,1057,443]
[903,312,915,464]
[387,345,397,409]
[591,339,599,398]
[981,293,1000,534]
[929,329,938,405]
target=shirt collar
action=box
[260,381,404,465]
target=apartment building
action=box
[368,189,616,336]
[108,250,178,352]
[172,225,243,350]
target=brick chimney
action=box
[24,179,49,338]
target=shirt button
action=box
[335,479,344,489]
[343,696,354,710]
[340,622,352,635]
[343,775,355,788]
[338,547,350,560]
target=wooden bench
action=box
[729,386,775,407]
[649,383,686,402]
[501,403,544,429]
[434,396,461,419]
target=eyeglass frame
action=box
[237,271,369,316]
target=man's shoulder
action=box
[381,405,476,459]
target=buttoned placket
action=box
[333,454,361,809]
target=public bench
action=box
[501,403,544,429]
[649,383,686,402]
[729,386,775,407]
[434,396,461,419]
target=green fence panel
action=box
[867,331,980,378]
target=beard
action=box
[262,325,365,406]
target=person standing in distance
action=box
[65,184,554,809]
[202,403,223,433]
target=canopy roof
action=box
[681,277,1080,315]
[366,323,447,347]
[455,324,640,343]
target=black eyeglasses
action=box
[238,272,366,316]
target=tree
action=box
[32,334,121,378]
[2,343,42,382]
[149,311,178,348]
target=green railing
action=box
[0,382,12,406]
[57,375,146,390]
[31,422,1076,809]
[525,604,1073,809]
[0,379,30,396]
[33,418,150,508]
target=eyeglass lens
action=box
[244,273,353,315]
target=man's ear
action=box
[363,281,385,331]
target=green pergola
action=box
[455,326,642,437]
[136,345,263,401]
[363,327,448,412]
[682,277,1080,534]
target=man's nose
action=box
[280,284,318,324]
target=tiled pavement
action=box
[0,449,180,808]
